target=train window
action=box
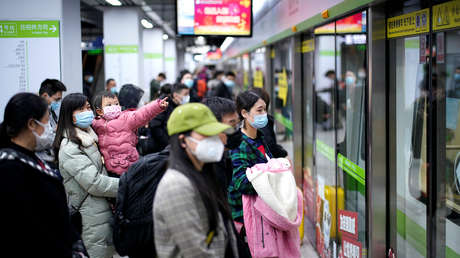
[390,35,428,258]
[434,28,460,257]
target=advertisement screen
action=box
[177,0,252,36]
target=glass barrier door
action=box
[433,25,460,258]
[389,34,429,258]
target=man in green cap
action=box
[153,103,243,257]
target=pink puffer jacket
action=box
[92,99,165,175]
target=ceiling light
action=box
[105,0,122,6]
[220,37,234,52]
[162,34,169,40]
[141,19,153,29]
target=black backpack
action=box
[112,147,169,257]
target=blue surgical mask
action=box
[74,111,94,128]
[184,79,194,88]
[224,80,235,88]
[250,113,268,129]
[455,73,460,82]
[345,76,355,86]
[110,87,117,94]
[87,76,94,83]
[50,100,61,112]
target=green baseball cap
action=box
[167,103,232,136]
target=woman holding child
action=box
[54,93,119,258]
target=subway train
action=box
[218,0,460,257]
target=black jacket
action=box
[210,82,233,100]
[213,151,233,198]
[260,114,288,158]
[149,98,178,153]
[0,143,73,257]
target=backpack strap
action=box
[0,148,62,180]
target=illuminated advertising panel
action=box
[177,0,252,36]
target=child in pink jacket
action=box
[92,92,168,176]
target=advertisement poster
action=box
[341,237,362,258]
[0,20,60,120]
[253,70,263,88]
[338,210,359,240]
[177,0,251,36]
[336,11,366,33]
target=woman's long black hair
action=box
[53,93,88,161]
[168,133,232,234]
[0,93,48,148]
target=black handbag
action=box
[69,193,89,235]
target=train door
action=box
[306,10,368,258]
[388,1,460,257]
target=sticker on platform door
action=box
[338,210,359,239]
[341,237,362,258]
[436,32,445,64]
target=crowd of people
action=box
[0,68,302,258]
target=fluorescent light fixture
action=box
[105,0,122,6]
[141,19,153,29]
[220,37,234,52]
[162,34,169,40]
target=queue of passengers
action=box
[0,69,302,258]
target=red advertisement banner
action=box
[338,210,358,240]
[194,0,251,35]
[341,237,362,258]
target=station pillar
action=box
[164,39,177,83]
[103,7,143,90]
[143,28,164,99]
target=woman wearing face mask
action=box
[54,93,119,258]
[228,91,273,233]
[154,103,241,258]
[0,93,73,257]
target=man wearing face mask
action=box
[37,79,67,167]
[202,97,242,196]
[82,73,94,102]
[149,83,190,153]
[209,71,235,100]
[448,67,460,98]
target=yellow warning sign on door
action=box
[302,39,315,53]
[433,0,460,31]
[387,8,430,38]
[253,70,263,88]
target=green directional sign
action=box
[144,53,163,59]
[105,45,138,54]
[0,20,59,38]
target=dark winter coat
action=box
[0,143,73,257]
[149,98,177,153]
[260,114,288,158]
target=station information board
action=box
[0,20,61,120]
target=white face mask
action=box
[187,135,224,163]
[33,120,54,151]
[181,95,190,105]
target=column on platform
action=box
[143,29,164,100]
[103,7,143,89]
[163,39,177,84]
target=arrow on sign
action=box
[50,25,56,32]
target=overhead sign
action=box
[433,0,460,31]
[177,0,252,36]
[0,20,61,121]
[387,9,430,38]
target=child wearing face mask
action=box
[92,92,168,177]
